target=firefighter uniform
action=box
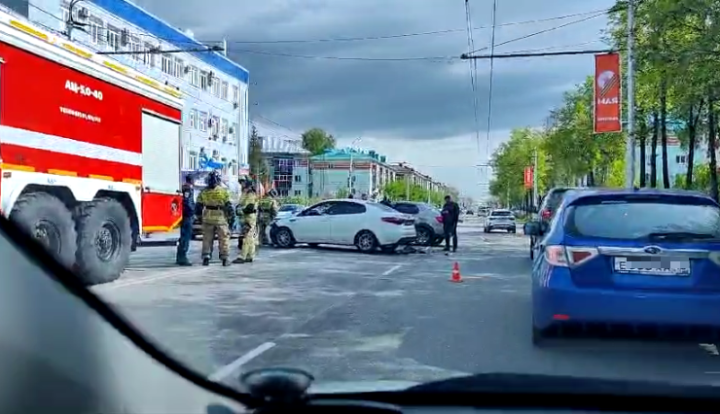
[233,187,258,263]
[258,193,279,245]
[195,171,234,266]
[175,177,195,266]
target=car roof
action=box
[491,209,512,213]
[560,187,716,205]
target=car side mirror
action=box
[523,221,541,236]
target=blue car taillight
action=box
[545,245,599,267]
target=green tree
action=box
[249,126,269,181]
[301,128,336,155]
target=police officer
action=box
[195,170,234,266]
[175,175,195,266]
[233,179,258,264]
[258,189,279,245]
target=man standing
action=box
[441,195,460,252]
[195,170,234,266]
[175,174,195,266]
[233,178,258,263]
[258,189,279,245]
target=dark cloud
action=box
[133,0,615,196]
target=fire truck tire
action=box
[9,192,77,270]
[74,198,132,285]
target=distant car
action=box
[272,199,417,253]
[276,204,306,220]
[389,201,444,246]
[528,187,576,259]
[484,209,516,233]
[525,188,720,346]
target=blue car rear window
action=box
[566,201,720,239]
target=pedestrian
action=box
[233,178,258,263]
[441,194,460,252]
[258,189,279,245]
[175,174,195,266]
[195,170,234,266]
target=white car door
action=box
[325,201,367,244]
[287,201,334,243]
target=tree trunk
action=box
[685,105,698,189]
[639,130,647,187]
[650,111,659,188]
[708,95,718,201]
[660,82,670,188]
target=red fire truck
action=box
[0,9,184,285]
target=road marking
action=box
[382,264,403,276]
[700,343,720,355]
[208,342,276,382]
[94,267,203,291]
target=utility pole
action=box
[533,149,539,210]
[405,176,410,200]
[625,0,636,188]
[348,137,362,196]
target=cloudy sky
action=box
[134,0,616,199]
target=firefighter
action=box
[195,170,234,266]
[258,189,279,245]
[175,174,195,266]
[233,178,258,263]
[234,176,251,252]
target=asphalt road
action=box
[93,216,720,391]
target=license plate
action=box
[614,257,690,276]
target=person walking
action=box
[258,189,279,245]
[195,170,234,266]
[175,174,195,266]
[233,178,258,264]
[441,195,460,252]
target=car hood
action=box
[308,380,420,394]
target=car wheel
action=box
[355,230,378,253]
[416,226,432,246]
[275,227,296,248]
[510,228,516,233]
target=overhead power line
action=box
[461,48,614,60]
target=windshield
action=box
[11,0,720,399]
[567,201,720,239]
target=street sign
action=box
[524,167,533,189]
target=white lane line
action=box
[93,268,202,291]
[208,341,276,382]
[382,264,403,276]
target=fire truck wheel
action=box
[9,192,77,270]
[74,198,132,285]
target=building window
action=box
[106,25,121,51]
[88,16,104,45]
[221,81,229,100]
[188,151,198,170]
[200,71,209,90]
[232,85,239,103]
[676,155,687,164]
[174,57,184,78]
[129,35,141,61]
[188,66,199,86]
[220,118,229,136]
[161,55,173,76]
[199,112,208,132]
[61,1,80,26]
[211,116,220,135]
[294,190,301,196]
[211,78,220,96]
[294,175,302,182]
[189,109,197,129]
[143,42,156,67]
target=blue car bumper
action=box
[533,269,720,330]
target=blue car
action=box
[524,188,720,346]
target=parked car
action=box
[484,209,516,233]
[389,201,444,246]
[525,188,720,346]
[272,199,417,253]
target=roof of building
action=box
[89,0,249,83]
[252,118,308,155]
[310,148,389,163]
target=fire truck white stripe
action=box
[0,125,142,166]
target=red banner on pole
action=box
[523,167,533,189]
[593,53,622,134]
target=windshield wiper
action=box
[640,232,720,242]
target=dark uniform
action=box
[195,170,234,266]
[175,176,195,266]
[441,196,460,252]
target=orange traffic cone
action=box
[450,262,463,283]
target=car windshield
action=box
[567,200,720,239]
[491,211,513,217]
[369,202,398,212]
[543,190,570,211]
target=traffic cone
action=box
[450,262,463,283]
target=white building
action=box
[15,0,250,180]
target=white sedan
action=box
[271,199,417,253]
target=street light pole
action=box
[625,0,636,188]
[533,149,538,209]
[348,137,362,196]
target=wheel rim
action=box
[33,220,62,254]
[95,221,121,262]
[358,233,374,250]
[277,229,291,246]
[416,228,430,244]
